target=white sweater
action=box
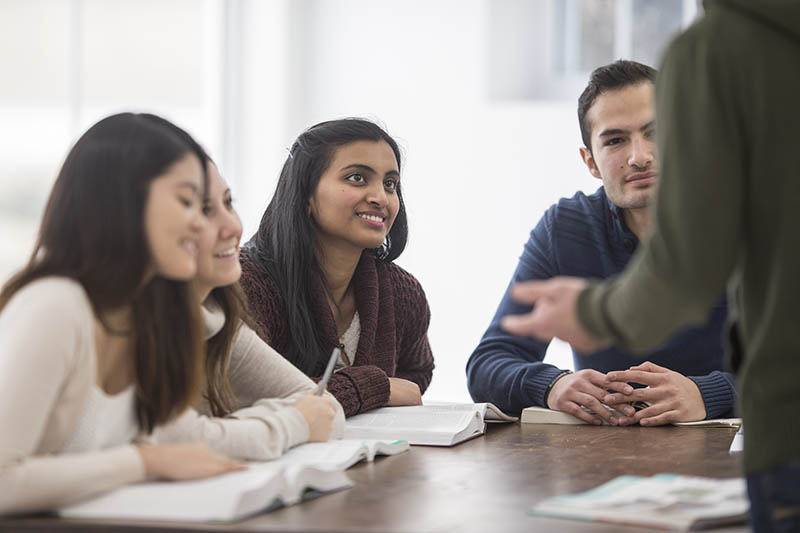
[0,278,345,516]
[0,278,145,515]
[147,302,345,459]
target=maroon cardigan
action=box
[239,251,435,416]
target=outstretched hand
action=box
[500,277,608,354]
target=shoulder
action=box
[379,260,429,307]
[532,187,609,240]
[550,187,609,220]
[3,276,93,321]
[0,276,94,374]
[238,252,282,302]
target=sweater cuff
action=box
[107,444,147,483]
[282,406,312,449]
[576,282,618,342]
[525,365,571,408]
[687,371,737,419]
[335,365,391,415]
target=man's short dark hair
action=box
[578,60,657,150]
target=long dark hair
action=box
[0,112,209,433]
[141,121,245,417]
[246,118,408,374]
[204,284,251,416]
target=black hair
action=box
[0,112,209,432]
[246,118,406,375]
[578,60,657,150]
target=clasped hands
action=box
[547,363,706,426]
[500,276,705,425]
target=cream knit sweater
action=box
[0,278,344,515]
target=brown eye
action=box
[345,173,366,184]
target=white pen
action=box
[315,347,341,396]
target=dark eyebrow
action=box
[341,163,400,178]
[599,121,655,138]
[598,128,629,138]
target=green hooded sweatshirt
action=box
[578,0,800,475]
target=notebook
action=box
[529,473,749,530]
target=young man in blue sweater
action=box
[466,60,735,425]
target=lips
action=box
[180,238,198,256]
[357,213,385,223]
[213,246,238,259]
[626,171,657,183]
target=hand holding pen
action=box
[292,347,342,442]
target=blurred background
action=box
[0,0,697,402]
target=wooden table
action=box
[1,423,748,532]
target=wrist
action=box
[544,370,572,407]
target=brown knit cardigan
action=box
[239,251,435,416]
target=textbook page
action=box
[522,406,742,427]
[423,401,518,422]
[674,418,741,428]
[59,461,351,522]
[275,439,409,471]
[344,405,486,446]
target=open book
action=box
[521,406,742,428]
[344,402,516,446]
[529,474,749,530]
[59,439,407,523]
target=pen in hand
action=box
[315,347,341,396]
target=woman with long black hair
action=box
[240,118,434,417]
[0,113,242,515]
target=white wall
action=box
[4,0,680,403]
[230,0,599,402]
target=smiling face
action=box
[194,162,243,300]
[144,153,206,280]
[309,140,400,258]
[580,81,658,211]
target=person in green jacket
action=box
[500,1,800,531]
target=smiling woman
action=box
[0,113,246,516]
[240,118,435,417]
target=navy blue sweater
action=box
[466,187,736,417]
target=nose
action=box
[218,209,243,241]
[366,180,388,207]
[628,135,654,169]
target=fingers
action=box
[604,386,654,405]
[605,380,634,395]
[606,369,662,385]
[628,361,667,373]
[217,456,248,473]
[637,409,679,426]
[508,279,558,304]
[500,309,554,342]
[579,395,619,425]
[560,397,605,425]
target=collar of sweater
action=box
[311,251,394,372]
[201,298,226,340]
